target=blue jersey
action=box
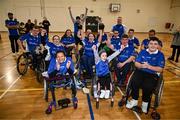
[111,37,121,50]
[5,19,19,36]
[82,39,97,57]
[117,45,135,63]
[141,39,150,49]
[136,49,165,74]
[128,37,140,48]
[61,36,75,45]
[74,22,79,35]
[96,60,109,77]
[46,42,65,58]
[20,33,41,52]
[48,57,74,75]
[112,24,125,38]
[97,33,107,42]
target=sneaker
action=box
[126,99,138,109]
[104,90,110,99]
[142,101,148,113]
[99,90,106,99]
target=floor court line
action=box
[0,75,22,99]
[0,88,43,92]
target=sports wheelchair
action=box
[118,71,164,120]
[16,47,46,83]
[42,72,78,114]
[91,73,115,109]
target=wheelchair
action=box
[42,72,78,114]
[16,49,46,83]
[91,73,115,109]
[118,71,164,120]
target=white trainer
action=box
[104,90,110,99]
[142,101,148,113]
[100,90,106,99]
[126,99,138,109]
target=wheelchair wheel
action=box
[36,59,46,83]
[17,53,29,75]
[154,76,164,108]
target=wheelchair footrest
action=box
[58,98,71,108]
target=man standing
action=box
[112,17,127,39]
[42,17,51,35]
[5,12,19,56]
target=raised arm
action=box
[68,6,75,23]
[107,50,120,63]
[81,7,88,24]
[92,45,100,64]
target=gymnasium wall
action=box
[0,0,179,32]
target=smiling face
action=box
[100,52,107,61]
[56,52,65,63]
[88,33,95,42]
[148,40,159,52]
[31,27,39,36]
[53,35,60,45]
[66,30,72,37]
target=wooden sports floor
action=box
[0,32,179,120]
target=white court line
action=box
[0,65,16,80]
[117,86,142,120]
[0,75,22,99]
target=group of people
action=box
[5,12,51,56]
[4,7,180,114]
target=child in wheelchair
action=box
[42,50,78,114]
[125,37,165,113]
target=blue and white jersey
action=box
[5,19,19,36]
[48,57,74,75]
[117,45,135,63]
[128,37,140,48]
[135,49,165,74]
[111,36,121,50]
[112,24,126,38]
[82,39,98,57]
[19,33,41,52]
[46,42,65,59]
[61,36,75,45]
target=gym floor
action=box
[0,32,179,120]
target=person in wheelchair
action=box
[109,34,135,87]
[48,50,74,78]
[17,26,45,69]
[92,44,121,99]
[126,37,165,113]
[77,29,100,78]
[45,35,65,70]
[105,30,121,56]
[128,29,140,50]
[60,29,76,58]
